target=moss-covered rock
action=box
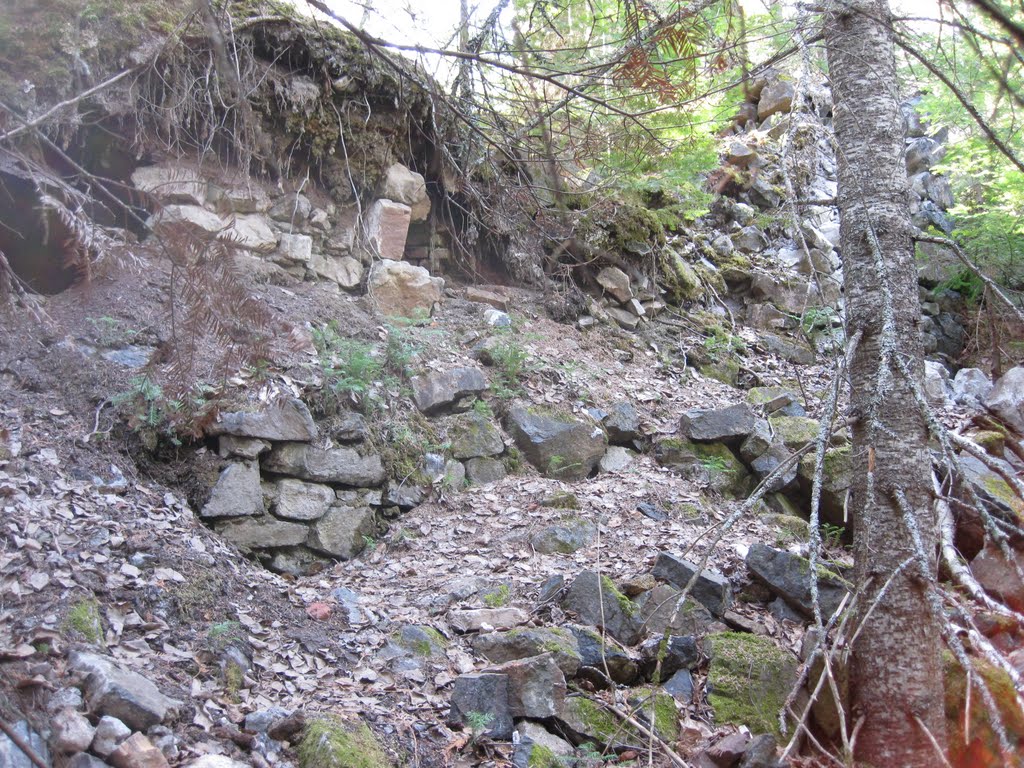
[654,438,752,498]
[706,631,798,738]
[769,415,820,449]
[661,248,704,302]
[298,716,393,768]
[392,624,447,658]
[628,686,681,742]
[945,650,1024,767]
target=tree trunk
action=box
[825,0,947,765]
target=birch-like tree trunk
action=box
[825,0,948,764]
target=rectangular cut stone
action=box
[365,199,412,260]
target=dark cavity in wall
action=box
[0,170,81,294]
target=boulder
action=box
[449,414,504,459]
[307,505,377,559]
[108,732,169,768]
[465,457,506,485]
[598,446,635,473]
[634,584,716,638]
[472,628,582,677]
[731,226,768,254]
[985,366,1024,434]
[262,443,386,486]
[69,651,181,731]
[797,446,853,529]
[745,543,850,620]
[603,401,641,444]
[952,367,993,404]
[275,233,313,264]
[561,571,642,646]
[568,625,639,685]
[905,136,945,175]
[663,669,695,704]
[209,398,317,441]
[758,79,795,120]
[52,707,96,753]
[751,272,838,314]
[768,415,820,449]
[412,368,488,415]
[216,515,309,551]
[367,259,444,319]
[211,185,271,214]
[273,479,335,521]
[201,461,264,519]
[217,436,270,459]
[679,404,757,444]
[448,674,514,740]
[606,306,641,330]
[311,253,364,288]
[512,722,575,768]
[148,204,225,236]
[91,715,131,757]
[971,541,1024,612]
[558,696,643,751]
[465,287,509,310]
[924,360,952,408]
[226,215,278,252]
[506,404,607,481]
[490,654,566,719]
[131,165,206,205]
[705,631,798,738]
[652,552,732,617]
[365,199,412,259]
[654,438,752,498]
[748,442,798,492]
[597,267,633,303]
[760,332,815,366]
[269,193,311,223]
[530,517,597,554]
[639,635,699,680]
[380,164,430,220]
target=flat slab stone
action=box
[679,404,756,444]
[449,608,530,633]
[209,398,317,442]
[262,443,385,487]
[215,515,309,552]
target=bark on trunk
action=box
[825,0,947,765]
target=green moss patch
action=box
[706,631,798,738]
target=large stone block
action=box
[201,461,264,519]
[69,652,181,731]
[209,398,317,442]
[262,443,386,486]
[506,403,607,481]
[367,259,444,319]
[365,199,412,259]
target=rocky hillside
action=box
[2,5,1024,768]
